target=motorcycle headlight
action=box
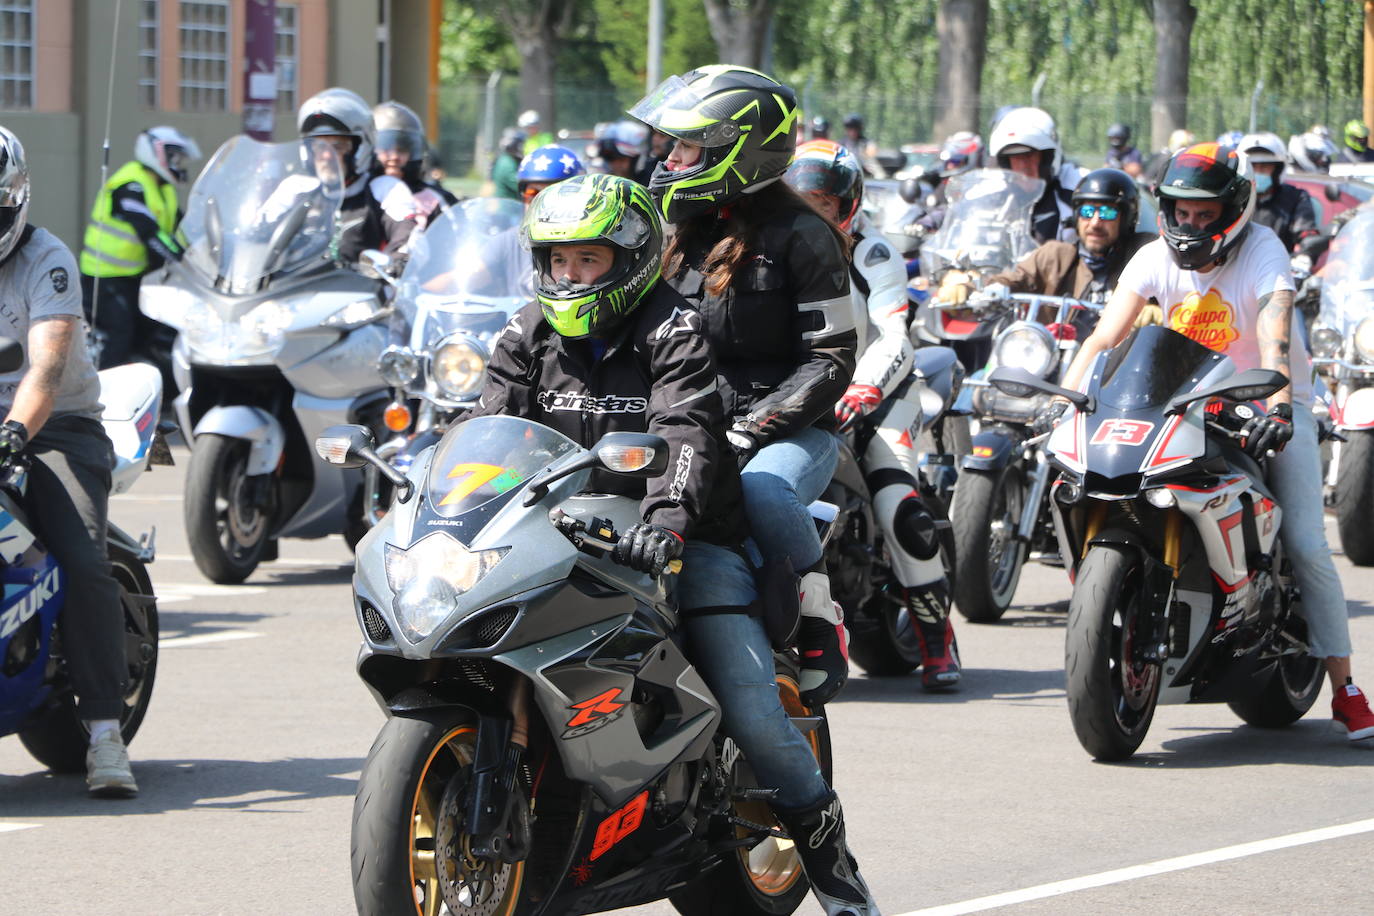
[1311,326,1341,359]
[432,335,488,400]
[1355,317,1374,362]
[139,285,199,327]
[324,297,389,330]
[241,301,293,353]
[182,300,223,353]
[378,345,420,387]
[993,323,1056,379]
[385,534,509,641]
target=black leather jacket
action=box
[666,204,857,445]
[1252,184,1318,253]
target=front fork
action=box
[465,675,533,864]
[1015,449,1053,542]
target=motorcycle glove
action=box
[1030,399,1068,437]
[834,384,883,431]
[726,427,759,470]
[971,282,1010,306]
[1241,402,1294,458]
[0,419,26,467]
[613,523,684,577]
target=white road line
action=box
[158,554,352,569]
[0,823,40,835]
[897,817,1374,916]
[159,631,262,649]
[155,583,269,605]
[110,494,184,501]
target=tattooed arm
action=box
[7,316,77,436]
[1255,288,1293,409]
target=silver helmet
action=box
[297,87,375,177]
[0,126,30,262]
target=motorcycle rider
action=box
[786,140,962,689]
[1288,130,1337,174]
[1061,142,1374,744]
[1341,119,1374,164]
[841,112,882,177]
[0,127,137,794]
[909,131,986,235]
[297,87,416,265]
[79,125,200,369]
[590,120,650,182]
[1105,123,1143,176]
[516,109,553,155]
[1239,132,1320,255]
[467,172,881,916]
[632,66,859,716]
[370,100,456,229]
[989,106,1084,244]
[490,128,526,201]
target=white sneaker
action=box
[86,729,138,798]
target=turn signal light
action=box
[384,402,413,433]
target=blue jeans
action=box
[740,428,839,572]
[674,541,831,810]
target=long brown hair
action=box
[663,181,853,297]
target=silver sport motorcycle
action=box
[317,416,832,916]
[140,137,392,583]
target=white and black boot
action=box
[798,570,848,706]
[774,792,881,916]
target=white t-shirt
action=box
[1118,224,1310,404]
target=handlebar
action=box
[549,509,683,575]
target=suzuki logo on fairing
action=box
[1091,419,1156,447]
[0,567,59,639]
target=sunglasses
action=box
[1077,204,1120,221]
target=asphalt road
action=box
[2,446,1372,915]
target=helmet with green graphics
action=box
[628,64,799,222]
[522,173,664,339]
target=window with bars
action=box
[0,0,34,111]
[178,0,230,112]
[275,4,298,114]
[139,0,159,110]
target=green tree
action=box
[591,0,718,105]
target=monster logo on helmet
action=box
[523,173,665,339]
[628,64,800,222]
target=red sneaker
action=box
[1331,683,1374,742]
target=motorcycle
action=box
[987,326,1325,760]
[1306,207,1374,564]
[2,345,165,773]
[140,136,393,584]
[824,346,965,675]
[361,196,528,526]
[949,292,1101,622]
[317,416,833,916]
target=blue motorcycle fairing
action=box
[0,544,64,735]
[961,425,1021,471]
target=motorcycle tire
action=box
[1334,429,1374,566]
[1227,648,1325,728]
[950,466,1027,623]
[185,433,273,584]
[1065,545,1160,761]
[669,661,832,916]
[352,712,527,916]
[19,543,159,773]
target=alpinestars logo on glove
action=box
[538,391,648,414]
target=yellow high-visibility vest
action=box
[79,161,178,278]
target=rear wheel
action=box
[1335,429,1374,565]
[1228,607,1325,728]
[1065,545,1160,761]
[951,465,1026,622]
[185,434,275,583]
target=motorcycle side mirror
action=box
[987,366,1092,411]
[314,424,414,502]
[594,432,670,477]
[1166,368,1289,414]
[358,249,398,285]
[0,337,23,374]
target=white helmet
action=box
[518,109,541,130]
[1239,131,1286,163]
[1288,131,1336,173]
[989,106,1061,180]
[297,87,375,177]
[134,126,201,184]
[0,126,29,262]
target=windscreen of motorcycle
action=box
[1317,207,1374,336]
[178,137,345,295]
[1097,326,1229,411]
[919,168,1043,277]
[425,416,581,523]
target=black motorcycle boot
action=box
[907,580,961,690]
[774,792,881,916]
[797,570,848,707]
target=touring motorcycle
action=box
[988,326,1325,760]
[317,416,831,915]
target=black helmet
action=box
[629,65,800,222]
[843,113,864,132]
[1072,168,1139,235]
[1155,143,1255,270]
[811,115,830,138]
[1106,123,1131,147]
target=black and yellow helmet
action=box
[629,64,799,222]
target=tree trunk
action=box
[933,0,989,141]
[497,1,577,135]
[1150,0,1196,151]
[702,0,778,70]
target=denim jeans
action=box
[673,540,831,810]
[740,427,839,572]
[1268,404,1351,658]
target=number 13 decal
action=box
[1090,419,1155,446]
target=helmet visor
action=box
[1158,150,1236,199]
[375,129,422,157]
[523,191,651,251]
[629,75,740,148]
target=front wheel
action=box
[1335,429,1374,566]
[1065,545,1160,761]
[352,713,525,916]
[18,544,159,772]
[950,465,1026,622]
[184,433,275,583]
